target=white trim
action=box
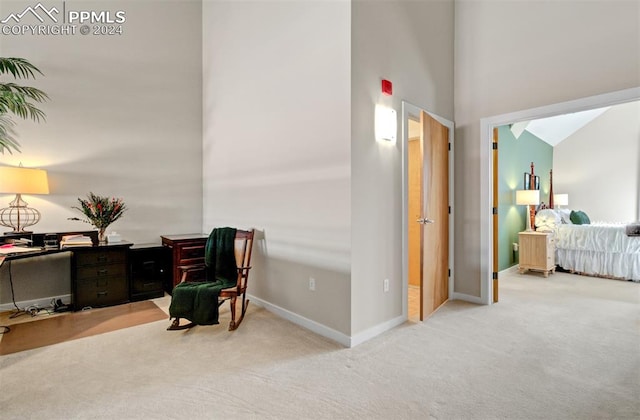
[500,264,520,275]
[0,294,71,312]
[451,292,484,305]
[480,87,640,305]
[350,315,405,347]
[248,294,352,347]
[249,295,406,347]
[401,101,455,321]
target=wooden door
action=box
[420,111,449,318]
[408,136,423,321]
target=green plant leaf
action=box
[0,57,48,153]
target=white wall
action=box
[554,101,640,222]
[351,0,454,335]
[0,0,203,244]
[455,0,640,296]
[202,1,352,335]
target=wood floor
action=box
[409,285,420,322]
[0,304,65,328]
[0,295,172,330]
[0,300,168,355]
[2,289,424,334]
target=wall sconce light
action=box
[0,164,50,233]
[375,104,397,142]
[516,189,540,231]
[553,193,568,208]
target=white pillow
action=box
[535,209,562,232]
[556,208,572,224]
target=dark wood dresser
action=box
[160,233,209,293]
[71,242,132,310]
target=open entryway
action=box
[402,102,454,322]
[480,87,640,304]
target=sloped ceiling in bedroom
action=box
[511,105,616,147]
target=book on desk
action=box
[60,234,93,248]
[0,244,44,255]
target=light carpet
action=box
[0,270,638,419]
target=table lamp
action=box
[0,165,49,233]
[516,189,540,231]
[554,193,568,208]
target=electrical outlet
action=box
[383,278,389,292]
[309,277,316,291]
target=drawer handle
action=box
[97,291,108,297]
[97,269,108,275]
[97,255,108,263]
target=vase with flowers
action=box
[69,192,126,244]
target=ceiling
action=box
[408,103,626,146]
[510,106,611,146]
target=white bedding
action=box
[554,223,640,281]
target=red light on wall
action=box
[381,79,392,96]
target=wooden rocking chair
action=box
[167,228,255,331]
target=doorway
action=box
[402,101,455,321]
[480,87,640,304]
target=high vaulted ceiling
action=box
[510,106,611,146]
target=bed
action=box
[535,209,640,281]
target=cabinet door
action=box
[130,247,167,301]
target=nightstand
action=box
[160,234,209,293]
[518,231,555,277]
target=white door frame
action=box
[479,87,640,305]
[401,101,455,320]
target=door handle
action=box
[416,218,435,224]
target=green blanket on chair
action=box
[168,227,237,325]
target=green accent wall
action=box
[497,126,553,271]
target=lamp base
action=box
[0,194,41,233]
[525,205,536,231]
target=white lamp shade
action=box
[516,189,540,206]
[554,193,568,206]
[375,104,397,142]
[0,166,49,194]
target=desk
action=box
[1,233,134,311]
[1,231,171,311]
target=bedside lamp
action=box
[0,165,49,233]
[554,194,568,208]
[516,189,540,232]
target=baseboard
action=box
[0,294,71,312]
[451,292,484,305]
[500,265,519,275]
[349,315,405,348]
[247,294,352,348]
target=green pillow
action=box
[570,210,591,225]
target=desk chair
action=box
[167,227,254,331]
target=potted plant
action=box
[0,57,49,154]
[69,193,127,243]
